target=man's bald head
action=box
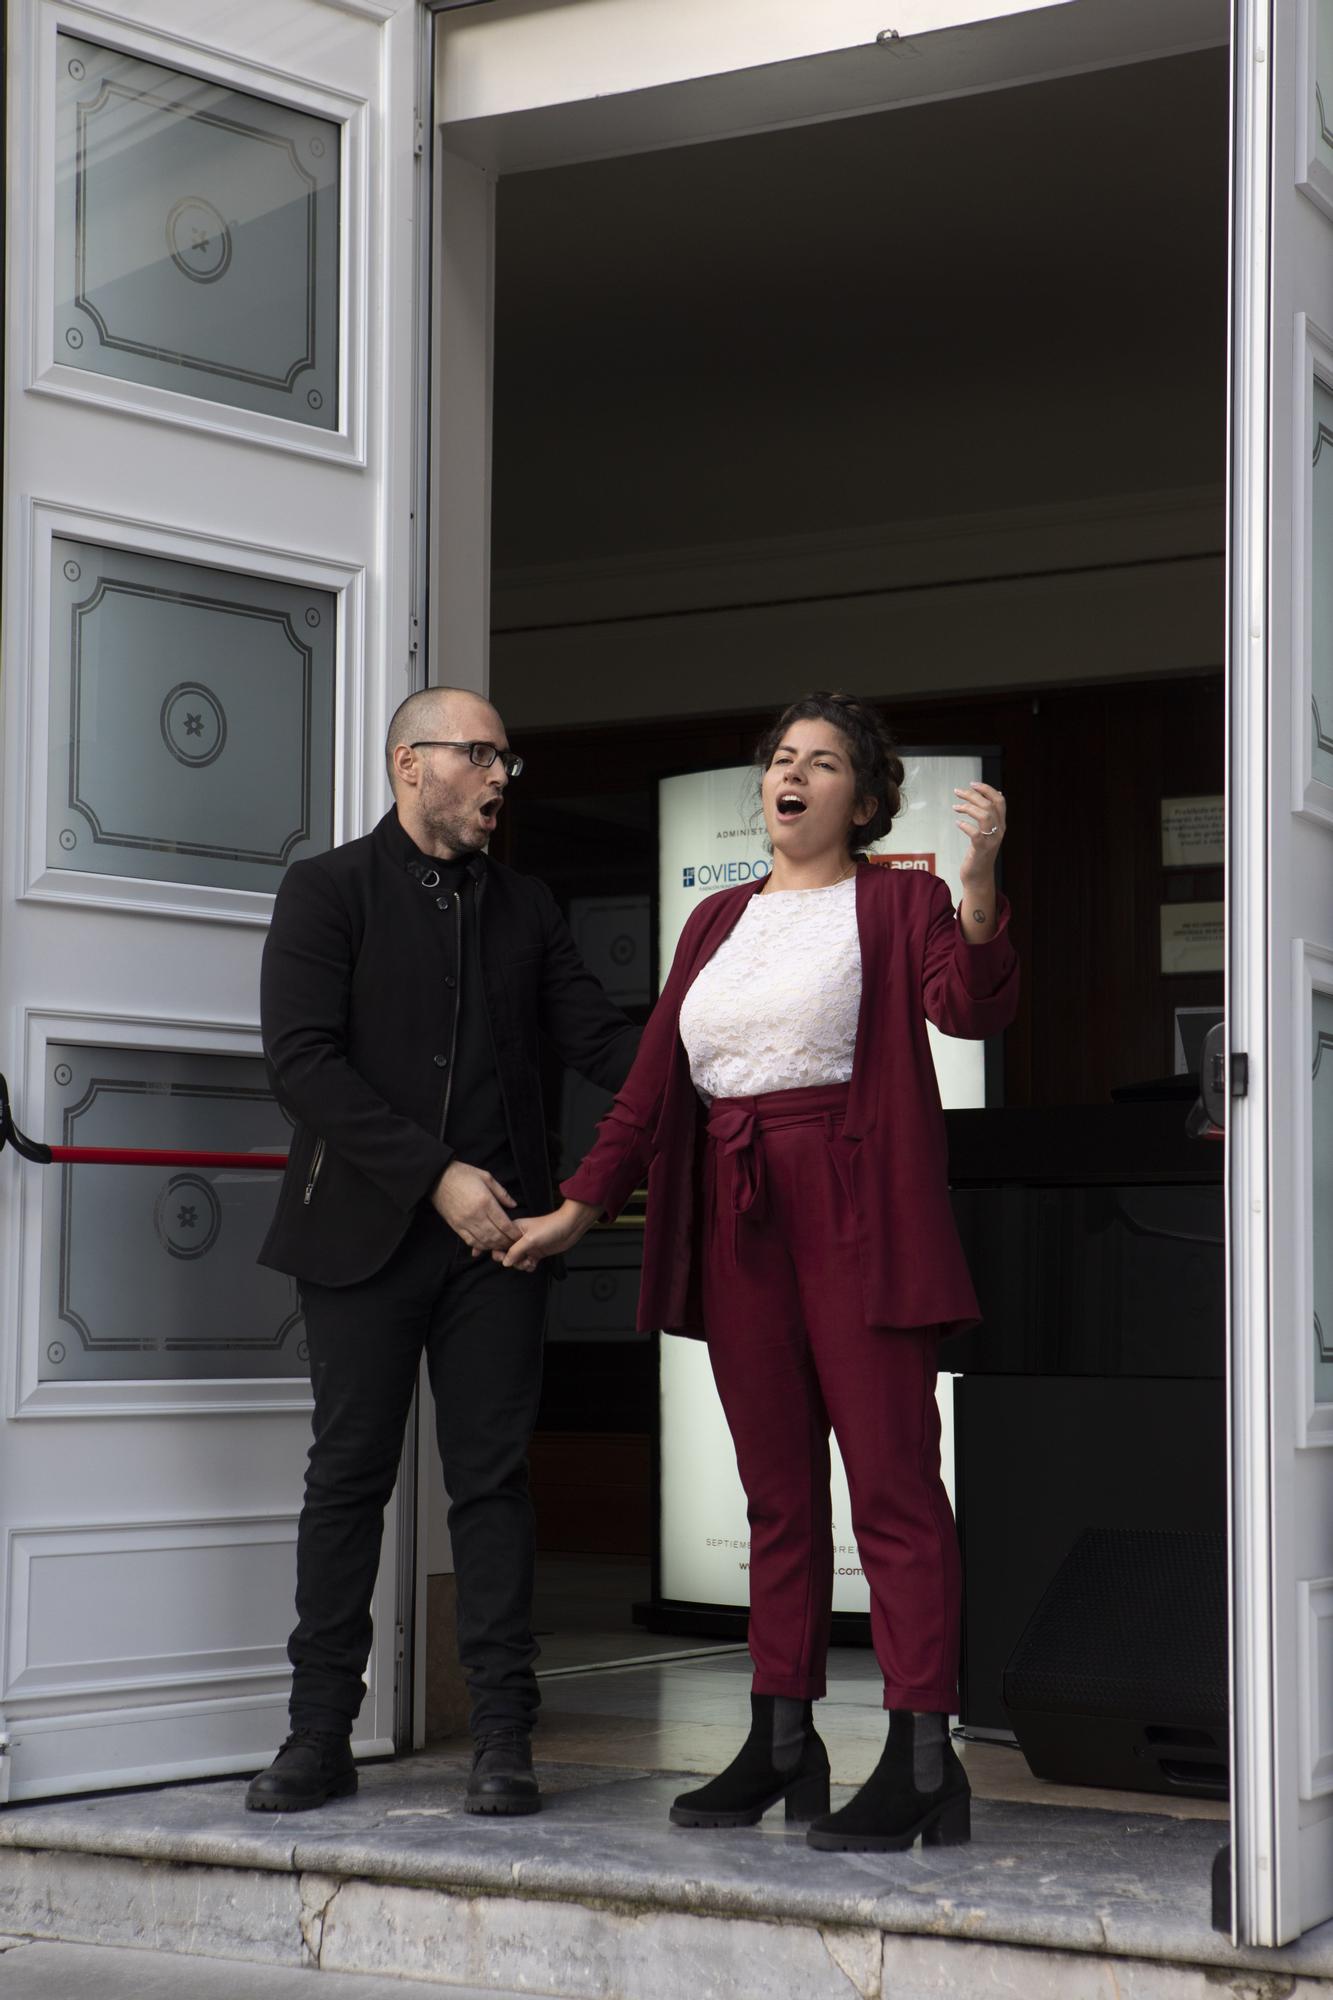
[384,686,504,791]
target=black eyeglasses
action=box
[410,739,524,778]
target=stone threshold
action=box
[2,1748,1332,1997]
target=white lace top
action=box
[678,877,862,1100]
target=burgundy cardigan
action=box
[560,862,1019,1338]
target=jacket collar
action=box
[376,807,488,885]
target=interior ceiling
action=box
[491,47,1230,565]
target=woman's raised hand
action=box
[953,782,1007,885]
[498,1199,600,1272]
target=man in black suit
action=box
[247,685,637,1816]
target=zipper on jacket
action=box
[471,870,525,1190]
[303,1137,326,1206]
[439,890,462,1139]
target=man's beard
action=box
[418,778,489,854]
[425,808,488,854]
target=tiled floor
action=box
[530,1556,1228,1824]
[528,1552,1224,1824]
[531,1554,737,1673]
[534,1646,1229,1822]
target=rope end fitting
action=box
[0,1072,53,1166]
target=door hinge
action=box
[414,118,425,158]
[1230,1053,1249,1098]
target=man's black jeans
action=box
[289,1204,548,1739]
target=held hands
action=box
[498,1199,600,1274]
[431,1160,521,1259]
[953,782,1007,888]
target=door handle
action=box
[1188,1023,1246,1140]
[1200,1021,1228,1130]
[1186,1022,1227,1140]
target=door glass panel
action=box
[55,33,339,427]
[1312,379,1333,791]
[47,536,336,894]
[40,1044,303,1382]
[1315,989,1333,1404]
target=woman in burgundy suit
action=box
[504,692,1017,1852]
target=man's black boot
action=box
[670,1693,830,1828]
[245,1730,357,1813]
[807,1709,970,1852]
[465,1726,541,1816]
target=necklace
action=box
[762,858,857,894]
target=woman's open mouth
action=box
[775,793,807,821]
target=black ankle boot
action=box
[807,1709,970,1852]
[670,1693,830,1828]
[466,1725,541,1816]
[245,1730,356,1812]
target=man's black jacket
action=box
[258,809,639,1287]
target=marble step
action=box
[1,1748,1332,1999]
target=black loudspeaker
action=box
[1002,1527,1228,1799]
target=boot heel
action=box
[784,1769,831,1823]
[923,1793,971,1847]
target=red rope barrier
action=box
[46,1146,289,1169]
[0,1069,291,1168]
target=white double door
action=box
[0,0,422,1798]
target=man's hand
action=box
[431,1161,521,1258]
[500,1200,600,1273]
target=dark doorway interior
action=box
[482,48,1231,1750]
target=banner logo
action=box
[870,852,935,873]
[683,858,770,889]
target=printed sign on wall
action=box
[1161,795,1225,869]
[1161,901,1226,975]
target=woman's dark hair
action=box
[754,692,905,853]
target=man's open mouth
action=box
[776,793,807,820]
[479,798,502,826]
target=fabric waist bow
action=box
[705,1099,765,1254]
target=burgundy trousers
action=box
[701,1083,960,1713]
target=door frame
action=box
[1224,0,1273,1944]
[426,0,1270,1922]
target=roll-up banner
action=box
[657,753,985,1615]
